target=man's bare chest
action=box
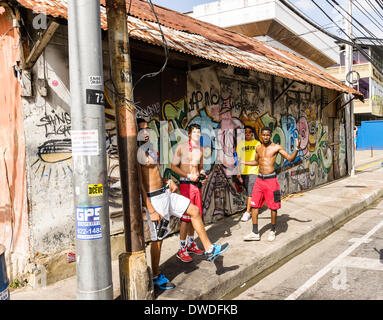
[180,147,201,164]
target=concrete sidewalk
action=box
[10,151,383,300]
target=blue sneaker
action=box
[152,273,176,290]
[204,243,229,262]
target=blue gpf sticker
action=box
[0,287,9,300]
[76,206,103,240]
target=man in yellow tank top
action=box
[236,126,261,222]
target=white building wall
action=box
[190,0,339,67]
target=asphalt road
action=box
[232,195,383,300]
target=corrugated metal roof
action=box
[13,0,363,99]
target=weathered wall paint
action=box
[0,9,29,280]
[184,66,344,224]
[22,28,75,255]
[15,24,346,273]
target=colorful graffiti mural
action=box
[29,65,343,239]
[184,67,337,222]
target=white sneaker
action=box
[268,230,276,241]
[244,232,260,241]
[241,211,251,222]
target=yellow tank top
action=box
[236,139,260,175]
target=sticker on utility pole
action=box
[88,184,103,197]
[0,287,9,300]
[76,206,102,240]
[86,89,105,105]
[71,130,99,156]
[89,76,102,86]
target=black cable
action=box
[330,0,383,47]
[353,0,383,31]
[310,0,382,73]
[127,0,132,15]
[365,0,383,21]
[104,0,169,116]
[131,0,169,93]
[376,0,383,11]
[264,21,340,43]
[279,0,354,46]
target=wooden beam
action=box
[24,21,60,70]
[274,80,295,104]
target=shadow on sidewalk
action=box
[256,213,312,238]
[153,209,312,298]
[154,214,241,298]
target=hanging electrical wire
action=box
[264,21,341,43]
[376,0,383,12]
[365,0,383,22]
[103,0,169,116]
[330,0,383,47]
[131,0,169,93]
[280,0,354,46]
[353,0,383,32]
[310,0,382,72]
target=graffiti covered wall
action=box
[184,66,345,223]
[22,30,75,256]
[20,32,347,262]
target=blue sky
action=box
[150,0,383,39]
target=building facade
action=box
[189,0,339,69]
[0,0,361,285]
[326,42,383,126]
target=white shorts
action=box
[146,188,191,241]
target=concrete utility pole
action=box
[345,0,356,177]
[106,0,153,300]
[68,0,113,299]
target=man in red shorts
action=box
[171,124,207,262]
[242,126,301,241]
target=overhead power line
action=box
[330,0,383,47]
[279,0,354,46]
[352,0,383,32]
[310,0,382,71]
[280,0,382,73]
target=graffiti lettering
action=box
[37,110,71,138]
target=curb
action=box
[165,172,383,300]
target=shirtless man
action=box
[137,119,229,290]
[171,124,207,262]
[242,126,301,242]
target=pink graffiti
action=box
[297,116,309,155]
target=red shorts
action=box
[250,175,281,210]
[179,182,203,222]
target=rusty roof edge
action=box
[12,0,364,100]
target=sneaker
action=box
[204,243,229,262]
[177,247,192,262]
[240,211,251,222]
[153,273,176,290]
[244,232,260,241]
[187,242,204,255]
[268,230,276,241]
